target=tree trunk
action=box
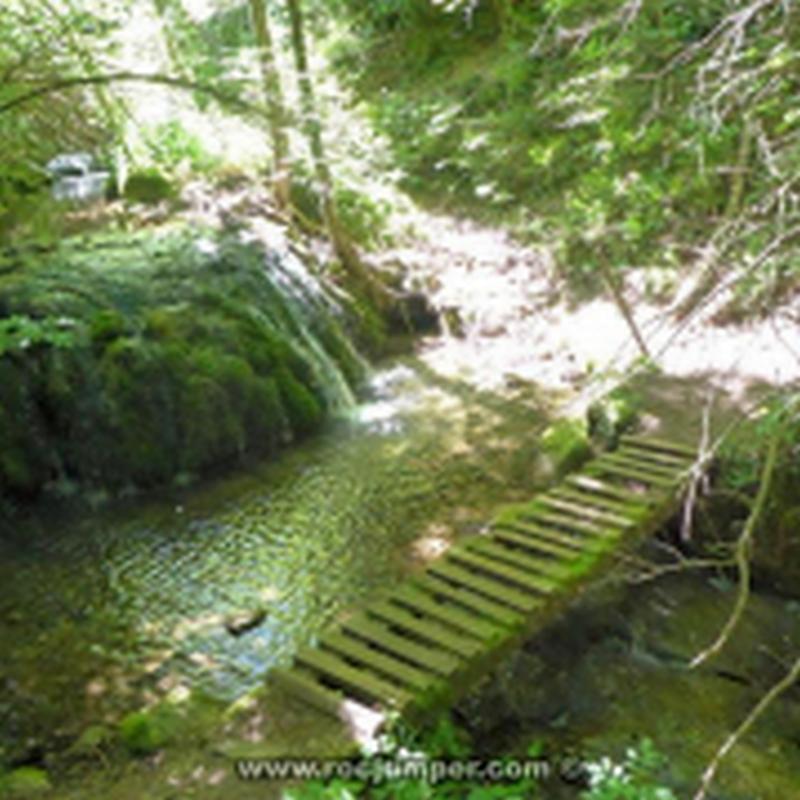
[248,0,291,210]
[284,0,382,303]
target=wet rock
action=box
[224,607,267,636]
[387,292,441,335]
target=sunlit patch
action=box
[338,699,385,751]
[172,612,225,641]
[259,586,282,603]
[85,678,107,697]
[411,524,452,563]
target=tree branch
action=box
[690,421,783,668]
[0,71,266,119]
[694,654,800,800]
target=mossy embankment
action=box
[0,230,368,511]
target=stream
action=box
[0,356,551,761]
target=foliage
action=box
[718,391,800,493]
[0,0,126,241]
[335,0,800,312]
[581,739,676,800]
[144,120,222,177]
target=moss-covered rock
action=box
[587,386,643,448]
[123,168,176,205]
[0,767,52,796]
[0,230,367,507]
[536,418,592,479]
[119,708,177,756]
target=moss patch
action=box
[0,767,52,796]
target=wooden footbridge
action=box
[271,435,699,724]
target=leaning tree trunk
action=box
[284,0,384,304]
[248,0,291,210]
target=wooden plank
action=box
[491,525,580,560]
[549,487,646,519]
[271,666,344,717]
[586,460,676,488]
[603,452,684,478]
[565,474,654,505]
[341,615,461,677]
[367,601,482,660]
[295,647,412,709]
[521,507,619,538]
[497,519,597,552]
[447,546,558,594]
[620,434,697,459]
[535,493,634,527]
[467,537,572,580]
[428,559,541,612]
[320,631,436,692]
[617,442,693,467]
[390,584,503,642]
[411,574,524,629]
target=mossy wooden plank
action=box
[497,519,596,552]
[295,647,412,709]
[603,452,684,478]
[565,474,654,505]
[620,434,697,459]
[447,546,558,594]
[617,442,694,467]
[428,560,541,612]
[491,525,580,560]
[549,487,646,520]
[535,494,634,527]
[341,616,461,677]
[271,666,344,717]
[320,631,437,692]
[467,537,572,580]
[411,574,525,629]
[520,507,620,539]
[367,601,482,660]
[586,460,676,488]
[390,584,503,642]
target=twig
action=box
[694,654,800,800]
[680,392,715,541]
[690,422,783,668]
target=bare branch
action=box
[694,654,800,800]
[690,423,783,668]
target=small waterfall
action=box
[262,245,366,413]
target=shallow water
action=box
[0,357,550,752]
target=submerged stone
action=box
[224,607,268,636]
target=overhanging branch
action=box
[0,70,267,120]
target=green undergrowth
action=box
[283,714,675,799]
[0,229,367,506]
